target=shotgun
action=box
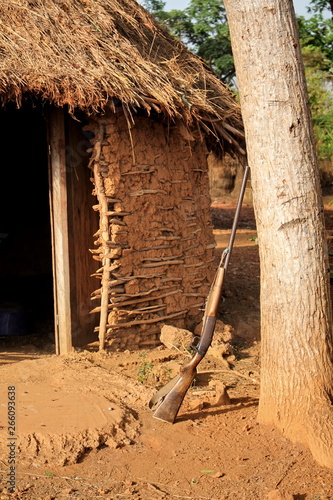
[149,165,250,423]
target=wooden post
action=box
[91,124,110,350]
[47,107,73,355]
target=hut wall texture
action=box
[88,111,216,349]
[208,153,252,204]
[208,153,238,200]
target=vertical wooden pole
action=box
[47,107,73,354]
[91,124,110,350]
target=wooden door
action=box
[48,107,98,354]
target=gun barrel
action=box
[223,165,250,270]
[150,166,250,424]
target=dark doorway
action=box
[0,104,54,344]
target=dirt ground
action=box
[1,202,333,500]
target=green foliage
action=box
[298,14,333,159]
[146,0,235,83]
[143,0,333,159]
[185,0,227,42]
[297,14,333,65]
[142,0,165,16]
[137,351,154,384]
[163,9,195,43]
[308,0,333,17]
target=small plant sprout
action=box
[137,351,154,384]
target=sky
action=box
[160,0,330,18]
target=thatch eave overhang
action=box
[0,0,245,157]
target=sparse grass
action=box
[137,351,154,384]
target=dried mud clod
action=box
[160,321,235,361]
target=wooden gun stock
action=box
[152,316,220,423]
[153,353,201,423]
[149,166,250,424]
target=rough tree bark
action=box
[223,0,333,467]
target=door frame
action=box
[47,107,72,354]
[47,106,99,354]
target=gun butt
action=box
[152,366,197,423]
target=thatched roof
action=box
[0,0,245,155]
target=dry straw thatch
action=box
[0,0,245,155]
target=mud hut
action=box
[0,0,245,354]
[208,153,252,203]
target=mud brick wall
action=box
[88,111,216,349]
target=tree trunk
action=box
[223,0,333,467]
